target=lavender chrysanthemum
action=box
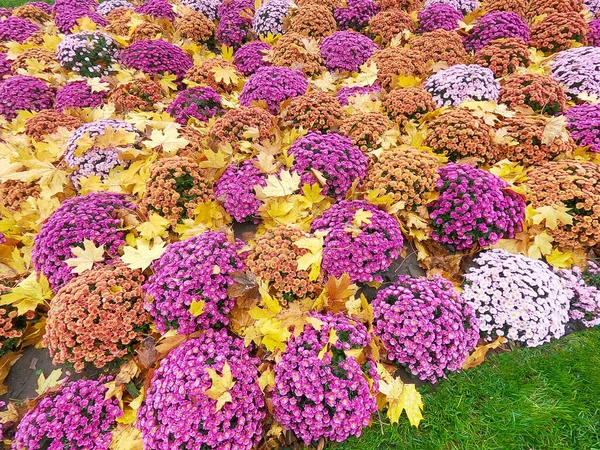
[240,66,307,113]
[558,266,600,328]
[320,31,378,72]
[181,0,223,20]
[252,0,294,37]
[424,64,500,107]
[57,31,120,77]
[0,75,54,120]
[550,47,600,98]
[97,0,134,15]
[423,0,479,14]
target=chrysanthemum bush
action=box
[383,87,437,127]
[462,249,571,347]
[417,4,462,32]
[339,111,392,153]
[209,105,277,149]
[550,47,600,98]
[424,65,500,107]
[269,32,325,76]
[185,58,242,94]
[273,312,378,444]
[0,16,39,43]
[527,0,583,17]
[175,10,216,43]
[558,265,600,328]
[463,11,529,52]
[282,91,345,132]
[423,0,478,14]
[410,30,467,66]
[215,159,266,222]
[166,86,224,124]
[336,84,381,105]
[428,163,526,251]
[143,232,245,334]
[120,39,193,78]
[32,192,134,291]
[56,80,108,110]
[311,200,404,283]
[135,0,177,20]
[234,41,271,76]
[57,31,120,77]
[0,75,54,120]
[334,0,380,31]
[13,378,121,450]
[0,181,39,212]
[24,109,83,142]
[109,79,163,112]
[240,66,308,113]
[367,47,426,90]
[44,264,149,372]
[498,74,566,115]
[320,30,378,72]
[565,104,600,153]
[0,303,35,358]
[138,329,265,449]
[253,0,293,36]
[473,38,530,77]
[289,4,337,38]
[368,8,413,45]
[530,12,589,53]
[373,275,479,383]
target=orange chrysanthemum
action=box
[339,112,392,153]
[473,38,530,77]
[282,91,345,132]
[383,87,437,127]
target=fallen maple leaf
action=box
[189,300,205,316]
[529,205,573,230]
[295,233,325,281]
[204,362,236,411]
[65,239,105,274]
[143,126,189,154]
[377,364,424,427]
[121,239,166,270]
[463,337,506,370]
[255,170,301,199]
[542,116,570,145]
[36,369,65,396]
[0,272,53,315]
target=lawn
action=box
[0,0,49,7]
[330,327,600,450]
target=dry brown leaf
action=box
[462,337,506,369]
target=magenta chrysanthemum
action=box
[0,75,54,120]
[55,80,108,111]
[463,12,529,52]
[0,16,38,43]
[234,40,271,75]
[120,39,193,78]
[565,104,600,152]
[240,66,307,113]
[135,0,177,20]
[0,53,11,79]
[417,4,463,32]
[214,159,266,222]
[54,8,108,34]
[320,31,378,72]
[334,0,380,31]
[138,329,265,449]
[166,86,224,124]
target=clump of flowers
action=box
[166,86,223,125]
[368,8,414,44]
[140,157,213,227]
[0,305,35,358]
[144,232,245,334]
[339,111,391,153]
[423,0,479,14]
[273,312,378,444]
[499,74,566,115]
[289,4,337,38]
[409,29,467,66]
[135,0,177,20]
[334,0,380,31]
[245,226,324,301]
[474,38,530,77]
[565,104,600,153]
[0,181,39,212]
[282,91,345,132]
[0,16,38,43]
[253,0,293,36]
[120,38,193,78]
[496,117,576,165]
[175,11,216,43]
[54,8,108,34]
[424,64,500,107]
[32,192,134,291]
[585,0,600,16]
[373,275,479,383]
[589,19,600,46]
[13,379,121,450]
[129,22,164,43]
[481,0,527,15]
[210,105,277,149]
[185,58,242,93]
[337,84,381,106]
[425,109,499,163]
[0,75,54,120]
[138,329,265,449]
[462,249,571,347]
[0,53,11,79]
[558,266,600,328]
[312,200,404,282]
[530,12,588,53]
[216,0,254,48]
[10,48,57,73]
[367,47,426,90]
[45,264,149,372]
[240,66,307,114]
[57,31,120,77]
[527,160,600,247]
[527,0,583,18]
[215,160,266,222]
[319,31,377,72]
[109,79,163,112]
[550,47,600,98]
[463,12,529,52]
[97,0,134,16]
[289,131,368,200]
[417,4,462,32]
[182,0,222,19]
[56,79,108,111]
[106,8,135,36]
[12,4,51,23]
[269,32,325,76]
[25,109,83,142]
[383,87,437,127]
[364,146,439,210]
[429,163,526,251]
[234,41,271,76]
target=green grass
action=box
[0,0,52,7]
[330,327,600,450]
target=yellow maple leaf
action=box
[143,126,190,153]
[377,364,423,427]
[86,78,111,93]
[528,231,553,259]
[546,248,573,269]
[313,274,358,312]
[0,272,53,315]
[199,149,230,169]
[36,369,65,396]
[310,71,338,92]
[258,366,275,392]
[136,213,171,240]
[345,62,378,87]
[463,337,506,370]
[65,239,105,274]
[542,116,570,145]
[189,300,205,316]
[529,205,573,230]
[95,127,138,150]
[255,170,301,199]
[295,232,325,281]
[159,73,178,93]
[353,209,373,227]
[221,45,235,61]
[110,424,144,450]
[121,239,167,270]
[211,65,239,86]
[204,362,236,411]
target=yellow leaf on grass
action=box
[377,364,423,427]
[121,239,167,270]
[0,272,53,315]
[529,205,573,230]
[36,369,65,395]
[189,300,205,316]
[463,337,505,370]
[143,126,189,153]
[255,170,301,199]
[65,239,105,274]
[205,362,236,411]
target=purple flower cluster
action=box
[240,66,307,113]
[558,266,600,328]
[32,192,134,290]
[336,83,381,105]
[428,163,525,251]
[54,0,98,11]
[97,0,134,16]
[320,31,378,72]
[289,132,368,200]
[57,31,120,77]
[54,8,108,34]
[215,159,266,222]
[462,249,571,347]
[0,9,9,19]
[234,41,271,76]
[0,17,38,43]
[551,47,600,98]
[423,0,478,14]
[182,0,223,20]
[334,0,380,31]
[312,200,404,283]
[56,80,108,111]
[0,53,12,79]
[29,1,53,14]
[120,39,193,79]
[373,275,479,383]
[0,232,5,245]
[590,19,600,47]
[253,0,293,37]
[463,12,529,52]
[273,312,378,444]
[0,75,55,120]
[565,104,600,153]
[143,232,246,334]
[424,64,500,107]
[138,329,265,450]
[417,4,463,32]
[166,86,224,125]
[13,379,121,450]
[135,0,177,20]
[217,0,254,47]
